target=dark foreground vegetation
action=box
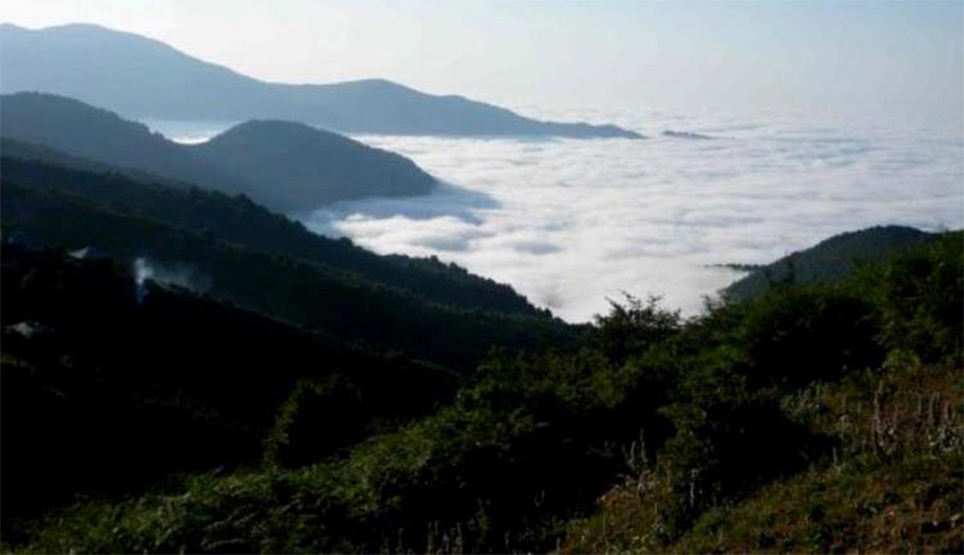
[2,223,960,552]
[0,244,459,524]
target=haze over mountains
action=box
[0,92,437,212]
[0,23,641,139]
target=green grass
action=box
[562,360,964,554]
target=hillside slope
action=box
[0,243,459,525]
[189,120,435,209]
[0,92,437,212]
[0,154,539,316]
[0,92,235,192]
[7,232,959,553]
[1,181,581,371]
[724,225,937,300]
[0,23,641,139]
[564,359,963,554]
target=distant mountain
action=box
[0,23,641,139]
[723,225,939,300]
[0,92,240,192]
[662,130,714,140]
[0,92,436,212]
[192,120,434,209]
[0,137,195,188]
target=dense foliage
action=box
[4,229,959,553]
[724,225,937,300]
[0,244,459,527]
[0,155,541,316]
[1,180,580,371]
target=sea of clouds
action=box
[150,106,964,322]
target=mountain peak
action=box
[10,22,163,42]
[0,22,641,138]
[210,119,354,147]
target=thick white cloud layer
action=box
[150,108,964,322]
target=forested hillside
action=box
[4,228,959,553]
[0,128,586,548]
[0,154,540,316]
[0,180,579,371]
[1,244,458,528]
[724,225,938,300]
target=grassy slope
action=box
[563,360,963,553]
[565,231,964,553]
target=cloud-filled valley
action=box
[151,107,963,322]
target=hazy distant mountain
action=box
[0,92,241,192]
[662,130,714,140]
[0,23,642,139]
[723,225,938,300]
[192,120,435,209]
[0,137,197,189]
[0,92,436,212]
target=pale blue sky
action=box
[2,1,962,120]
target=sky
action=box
[2,0,962,121]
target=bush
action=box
[865,232,963,364]
[733,287,882,389]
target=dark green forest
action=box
[2,218,960,552]
[1,244,459,524]
[724,225,939,300]
[1,160,580,372]
[0,154,541,317]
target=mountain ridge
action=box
[0,150,539,316]
[0,22,642,138]
[0,92,437,212]
[722,225,939,300]
[189,119,436,209]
